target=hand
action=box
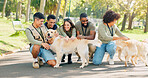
[54,33,59,37]
[77,35,84,39]
[48,38,54,44]
[120,37,130,40]
[70,36,76,41]
[41,43,50,50]
[64,36,69,42]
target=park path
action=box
[0,49,148,78]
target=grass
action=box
[0,17,30,53]
[120,28,148,41]
[0,17,147,53]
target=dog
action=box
[121,40,148,67]
[46,29,102,68]
[107,40,126,62]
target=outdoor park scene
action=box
[0,0,148,78]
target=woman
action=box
[93,10,129,65]
[58,18,76,64]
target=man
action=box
[25,12,56,69]
[75,13,96,61]
[44,14,58,30]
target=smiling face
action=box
[34,18,44,27]
[64,21,71,31]
[47,19,56,28]
[80,17,88,26]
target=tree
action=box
[2,0,7,18]
[39,0,46,14]
[145,2,148,33]
[63,0,67,19]
[25,0,31,22]
[56,0,62,23]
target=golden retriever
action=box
[46,29,102,68]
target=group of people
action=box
[25,10,129,69]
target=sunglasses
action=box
[81,20,88,22]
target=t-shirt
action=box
[75,21,95,36]
[58,26,76,38]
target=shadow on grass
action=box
[0,40,19,49]
[9,31,25,37]
[0,49,9,53]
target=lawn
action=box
[0,17,30,53]
[0,17,147,54]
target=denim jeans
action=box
[93,41,116,65]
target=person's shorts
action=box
[30,45,55,62]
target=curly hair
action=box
[103,10,120,23]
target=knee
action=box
[47,60,56,67]
[32,45,41,52]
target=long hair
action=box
[62,18,75,32]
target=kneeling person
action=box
[25,12,56,69]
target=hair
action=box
[103,10,120,23]
[47,14,56,20]
[80,13,87,19]
[62,18,75,31]
[33,12,45,21]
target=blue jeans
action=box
[30,45,55,62]
[93,41,116,65]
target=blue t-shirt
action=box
[44,22,58,30]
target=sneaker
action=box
[38,57,44,66]
[32,62,39,69]
[109,58,114,65]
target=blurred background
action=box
[0,0,148,54]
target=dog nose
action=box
[48,33,50,36]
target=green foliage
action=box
[31,0,40,11]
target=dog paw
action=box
[84,63,88,66]
[79,66,84,69]
[54,65,61,68]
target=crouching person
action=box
[25,12,56,69]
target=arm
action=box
[58,27,68,37]
[25,29,42,46]
[72,28,76,37]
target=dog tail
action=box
[87,40,102,47]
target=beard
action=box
[82,23,88,28]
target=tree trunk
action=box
[144,3,148,33]
[127,12,135,30]
[2,0,7,18]
[63,0,67,19]
[121,13,128,31]
[56,0,62,23]
[25,0,31,22]
[16,2,20,20]
[39,0,46,14]
[19,2,22,18]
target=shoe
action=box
[38,57,44,66]
[68,54,72,64]
[109,58,114,65]
[61,54,66,62]
[32,62,39,69]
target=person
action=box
[58,18,76,64]
[44,14,58,30]
[25,12,56,69]
[75,13,96,61]
[93,10,129,65]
